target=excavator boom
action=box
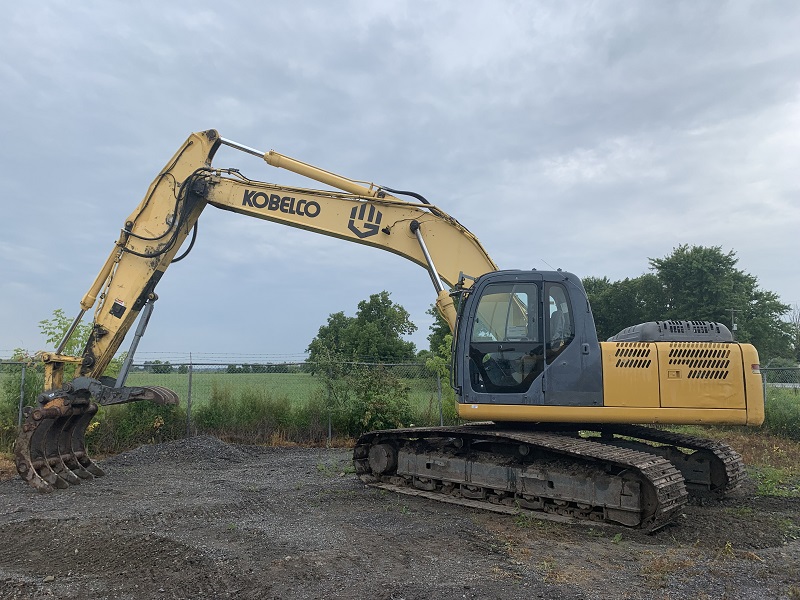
[15,129,497,492]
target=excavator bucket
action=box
[15,381,179,493]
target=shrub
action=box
[193,383,328,444]
[324,364,412,436]
[764,388,800,441]
[86,401,186,454]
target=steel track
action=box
[354,425,688,530]
[592,424,745,497]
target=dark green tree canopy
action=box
[307,291,417,363]
[585,245,792,360]
[426,304,451,354]
[583,273,665,341]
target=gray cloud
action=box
[1,1,798,358]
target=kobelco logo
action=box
[242,190,321,218]
[348,203,382,239]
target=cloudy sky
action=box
[2,1,798,362]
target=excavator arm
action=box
[16,129,497,492]
[76,129,496,381]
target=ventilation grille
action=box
[668,343,731,379]
[614,343,652,369]
[664,320,719,335]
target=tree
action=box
[39,308,93,359]
[789,304,800,364]
[426,304,451,354]
[144,360,174,374]
[649,245,791,359]
[37,309,128,378]
[307,291,417,364]
[585,245,792,360]
[582,274,665,341]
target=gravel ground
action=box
[0,436,798,599]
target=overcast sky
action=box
[2,1,799,362]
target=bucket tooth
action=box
[59,409,92,480]
[15,408,55,493]
[17,402,71,491]
[69,403,104,478]
[46,410,82,486]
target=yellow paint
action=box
[461,341,764,426]
[458,403,749,425]
[600,342,659,407]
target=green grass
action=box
[125,371,323,408]
[124,370,447,417]
[764,387,800,440]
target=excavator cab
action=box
[454,270,603,409]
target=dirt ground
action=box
[1,436,798,600]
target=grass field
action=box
[124,370,446,415]
[125,371,324,407]
[2,365,798,479]
[1,369,799,496]
[1,364,447,412]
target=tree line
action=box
[583,245,793,362]
[10,244,798,371]
[307,245,797,365]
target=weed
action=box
[587,527,605,538]
[316,461,339,477]
[764,389,800,441]
[725,506,755,518]
[778,518,800,541]
[749,465,800,497]
[512,512,562,533]
[640,551,693,586]
[538,559,568,584]
[715,541,735,561]
[513,512,538,528]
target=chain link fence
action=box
[1,359,449,448]
[4,360,798,451]
[762,367,800,399]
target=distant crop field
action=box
[125,371,322,407]
[124,371,443,413]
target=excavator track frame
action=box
[354,425,688,530]
[590,424,745,498]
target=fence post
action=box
[326,373,332,447]
[186,355,193,438]
[436,373,443,426]
[762,367,767,404]
[18,364,26,428]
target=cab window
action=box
[468,283,543,393]
[546,283,574,357]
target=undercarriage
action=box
[354,423,745,530]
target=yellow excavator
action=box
[16,130,764,530]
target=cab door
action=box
[457,273,544,405]
[542,280,603,406]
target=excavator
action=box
[15,129,764,530]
